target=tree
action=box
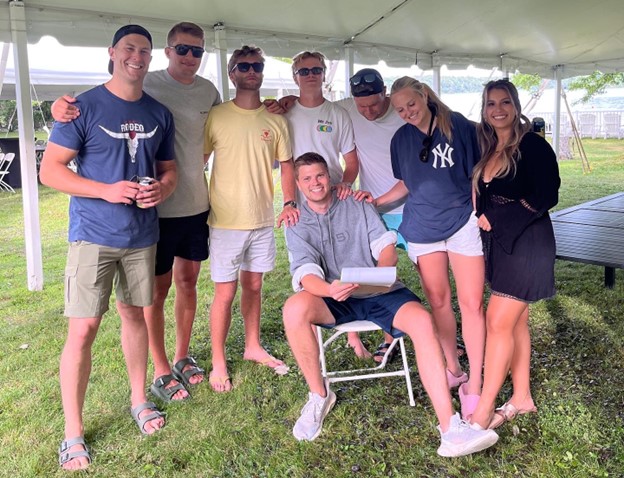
[567,72,624,103]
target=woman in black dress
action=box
[470,80,560,430]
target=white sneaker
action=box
[437,413,499,457]
[292,384,336,441]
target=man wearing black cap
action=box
[40,24,176,470]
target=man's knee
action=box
[283,293,317,328]
[394,302,436,338]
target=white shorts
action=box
[407,212,483,264]
[209,226,276,282]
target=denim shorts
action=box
[321,287,421,338]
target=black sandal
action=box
[373,342,398,363]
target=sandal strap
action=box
[151,374,188,401]
[59,437,91,465]
[130,401,165,435]
[172,357,205,386]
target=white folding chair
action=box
[0,152,15,193]
[317,320,416,406]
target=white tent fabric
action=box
[2,0,624,291]
[1,0,624,77]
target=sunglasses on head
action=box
[349,72,381,87]
[295,67,324,76]
[231,62,265,73]
[168,44,204,58]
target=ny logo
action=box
[431,144,455,169]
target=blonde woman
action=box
[357,77,486,419]
[470,79,560,430]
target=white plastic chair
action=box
[578,113,597,139]
[0,152,15,193]
[316,320,416,406]
[603,113,622,139]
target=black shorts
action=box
[321,287,421,338]
[155,211,209,276]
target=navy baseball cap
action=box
[108,24,153,75]
[350,68,385,97]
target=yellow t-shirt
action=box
[204,101,292,229]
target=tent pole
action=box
[213,22,229,101]
[344,44,354,99]
[553,65,562,159]
[9,0,44,291]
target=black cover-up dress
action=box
[476,133,561,302]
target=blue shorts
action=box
[321,287,421,338]
[155,210,209,276]
[381,213,407,250]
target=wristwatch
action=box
[283,200,297,208]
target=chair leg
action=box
[399,337,416,406]
[316,326,328,379]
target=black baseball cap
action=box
[350,68,385,97]
[108,24,153,75]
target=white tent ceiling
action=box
[1,0,624,78]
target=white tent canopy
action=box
[2,0,624,291]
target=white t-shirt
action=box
[144,69,221,218]
[336,97,405,214]
[285,100,355,196]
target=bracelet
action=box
[283,200,297,208]
[341,182,353,188]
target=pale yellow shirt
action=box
[204,101,292,229]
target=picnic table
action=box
[550,192,624,288]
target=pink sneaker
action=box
[458,383,480,420]
[446,369,468,389]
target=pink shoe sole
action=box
[446,369,468,389]
[458,383,480,420]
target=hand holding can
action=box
[136,176,155,208]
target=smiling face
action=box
[296,162,331,204]
[391,87,431,132]
[165,31,204,83]
[484,87,517,133]
[109,34,152,83]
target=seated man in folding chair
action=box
[282,152,498,457]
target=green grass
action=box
[1,139,623,477]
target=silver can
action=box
[136,176,154,208]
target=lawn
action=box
[0,139,623,477]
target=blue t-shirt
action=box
[49,84,175,248]
[390,111,479,243]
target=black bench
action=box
[550,192,624,288]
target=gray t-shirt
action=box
[144,69,221,218]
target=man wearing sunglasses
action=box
[51,22,221,404]
[203,45,298,392]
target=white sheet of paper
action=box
[340,267,396,287]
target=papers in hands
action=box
[340,267,396,296]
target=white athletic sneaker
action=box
[292,383,337,441]
[437,413,499,457]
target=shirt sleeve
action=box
[286,225,326,291]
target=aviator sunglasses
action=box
[230,62,265,73]
[349,71,382,87]
[294,67,324,76]
[168,44,205,58]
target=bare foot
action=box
[243,349,289,375]
[347,333,372,359]
[209,370,233,393]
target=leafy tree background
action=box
[0,100,52,132]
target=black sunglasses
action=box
[294,67,324,76]
[231,62,265,73]
[168,44,204,58]
[419,106,437,163]
[349,72,381,87]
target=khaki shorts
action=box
[209,226,276,282]
[64,241,156,318]
[407,212,483,264]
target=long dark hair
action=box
[473,79,531,190]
